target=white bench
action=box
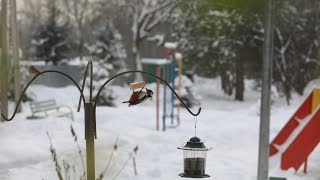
[28,99,73,121]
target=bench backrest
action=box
[30,100,58,114]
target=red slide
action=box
[269,92,313,156]
[281,108,320,170]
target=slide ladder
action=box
[270,88,320,172]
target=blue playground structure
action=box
[141,42,183,131]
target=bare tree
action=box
[63,0,89,60]
[272,0,320,105]
[273,27,292,104]
[125,0,180,81]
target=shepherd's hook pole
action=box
[2,63,201,180]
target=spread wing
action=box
[123,92,139,104]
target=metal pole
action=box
[156,66,160,131]
[257,0,274,179]
[1,66,202,180]
[85,103,96,180]
[163,66,167,131]
[171,57,176,125]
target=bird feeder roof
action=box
[178,136,212,151]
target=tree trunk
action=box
[11,0,21,112]
[284,80,291,105]
[78,21,83,61]
[132,40,143,81]
[293,69,307,95]
[221,74,227,93]
[220,63,233,96]
[235,58,244,101]
[1,0,9,121]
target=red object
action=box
[128,93,139,103]
[163,48,168,59]
[269,92,313,156]
[281,108,320,171]
[163,45,176,60]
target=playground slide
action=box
[281,107,320,171]
[269,92,313,156]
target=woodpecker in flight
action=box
[123,88,153,106]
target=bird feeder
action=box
[178,136,212,178]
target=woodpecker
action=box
[123,88,153,106]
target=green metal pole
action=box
[85,102,96,180]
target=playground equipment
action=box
[141,42,183,131]
[270,88,320,173]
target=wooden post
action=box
[10,0,21,112]
[1,0,9,122]
[176,54,183,124]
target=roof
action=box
[141,58,171,65]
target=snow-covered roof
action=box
[175,53,182,60]
[20,60,46,66]
[164,42,177,49]
[141,58,171,65]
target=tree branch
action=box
[145,2,177,32]
[275,26,283,46]
[145,0,175,15]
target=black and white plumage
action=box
[123,88,153,106]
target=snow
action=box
[31,38,49,46]
[147,34,165,46]
[141,58,170,65]
[1,78,320,179]
[208,10,229,17]
[164,42,177,49]
[175,53,182,60]
[20,60,46,66]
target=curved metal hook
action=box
[94,70,201,117]
[77,60,93,111]
[1,70,85,121]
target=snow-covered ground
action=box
[0,77,320,180]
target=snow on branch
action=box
[63,0,89,23]
[51,41,67,56]
[147,34,164,46]
[130,0,180,41]
[145,0,176,15]
[145,2,177,32]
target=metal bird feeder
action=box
[178,136,212,178]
